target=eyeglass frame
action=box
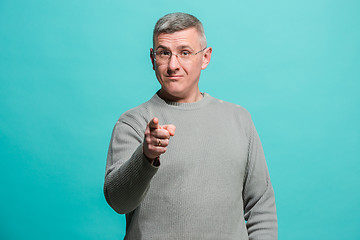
[152,47,208,63]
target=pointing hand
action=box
[143,117,176,165]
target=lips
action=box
[167,75,183,80]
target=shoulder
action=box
[115,96,157,133]
[206,94,255,137]
[119,103,148,125]
[207,94,252,120]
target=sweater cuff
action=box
[130,144,160,176]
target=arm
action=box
[243,120,278,239]
[104,119,159,214]
[104,117,176,214]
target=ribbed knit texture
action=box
[104,93,277,240]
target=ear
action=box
[150,48,155,70]
[201,47,212,70]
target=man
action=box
[104,12,277,239]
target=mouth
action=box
[166,75,183,80]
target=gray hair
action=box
[153,12,207,48]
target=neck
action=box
[157,89,203,103]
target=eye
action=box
[181,50,191,56]
[160,50,171,56]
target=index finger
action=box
[162,124,176,136]
[149,117,160,130]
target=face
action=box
[150,27,212,102]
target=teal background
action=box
[1,0,359,239]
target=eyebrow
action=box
[178,45,194,51]
[156,45,194,51]
[156,45,170,51]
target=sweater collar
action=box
[151,91,212,110]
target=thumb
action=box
[163,124,176,136]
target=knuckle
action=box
[162,129,170,137]
[150,130,157,137]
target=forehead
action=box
[154,27,202,49]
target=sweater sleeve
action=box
[103,119,159,214]
[243,119,278,240]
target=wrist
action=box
[152,157,160,166]
[144,153,160,167]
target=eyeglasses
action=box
[153,47,207,64]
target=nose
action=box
[167,54,181,72]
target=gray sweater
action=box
[104,93,277,239]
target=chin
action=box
[161,86,185,99]
[166,90,184,99]
[163,83,184,94]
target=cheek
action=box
[184,64,200,77]
[154,66,165,78]
[156,65,167,73]
[186,59,202,73]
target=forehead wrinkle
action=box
[155,29,201,50]
[156,42,195,51]
[157,37,190,46]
